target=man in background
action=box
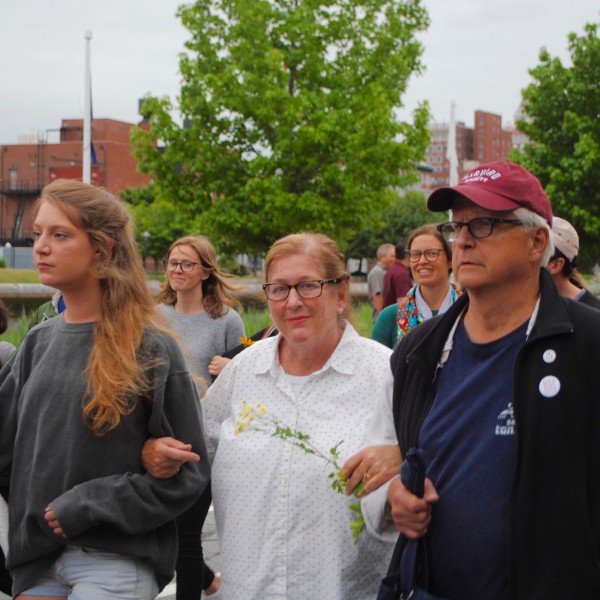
[546,216,600,309]
[367,243,395,322]
[382,242,411,308]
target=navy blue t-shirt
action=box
[418,317,528,600]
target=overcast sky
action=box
[1,1,598,144]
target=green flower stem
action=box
[235,402,365,543]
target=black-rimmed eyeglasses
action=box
[165,260,202,272]
[406,248,444,263]
[437,217,524,242]
[262,279,339,301]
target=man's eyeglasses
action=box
[437,217,524,242]
[262,279,339,301]
[165,260,202,272]
[406,248,444,263]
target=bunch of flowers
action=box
[234,400,364,542]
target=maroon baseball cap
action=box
[427,161,552,225]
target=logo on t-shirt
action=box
[495,402,515,436]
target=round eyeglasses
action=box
[406,248,444,263]
[436,217,524,242]
[262,279,339,301]
[165,260,201,272]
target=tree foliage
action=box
[121,185,197,263]
[512,22,600,268]
[132,0,431,255]
[346,189,444,260]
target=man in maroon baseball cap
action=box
[428,160,553,225]
[376,159,600,598]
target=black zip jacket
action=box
[390,269,600,599]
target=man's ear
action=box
[547,256,565,275]
[530,225,549,263]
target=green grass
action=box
[0,269,41,283]
[351,299,374,338]
[3,308,274,348]
[241,307,273,336]
[1,310,31,346]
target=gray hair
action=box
[513,207,554,267]
[376,243,395,260]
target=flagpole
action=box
[447,100,458,187]
[83,30,93,184]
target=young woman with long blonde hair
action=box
[0,179,208,599]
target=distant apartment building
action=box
[473,110,512,162]
[0,118,150,246]
[423,110,517,190]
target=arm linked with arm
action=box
[49,367,210,538]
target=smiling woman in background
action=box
[371,223,461,349]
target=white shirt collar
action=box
[415,284,456,320]
[251,322,361,377]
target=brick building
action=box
[423,109,515,190]
[473,110,512,163]
[0,118,150,245]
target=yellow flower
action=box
[240,336,255,347]
[233,400,267,436]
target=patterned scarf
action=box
[396,283,462,342]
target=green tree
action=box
[121,185,197,265]
[512,22,600,268]
[132,0,431,255]
[346,189,444,260]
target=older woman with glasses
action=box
[371,224,461,349]
[156,235,245,599]
[143,232,395,599]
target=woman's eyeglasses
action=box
[262,279,339,301]
[165,260,201,272]
[406,249,444,263]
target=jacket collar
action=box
[527,268,574,341]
